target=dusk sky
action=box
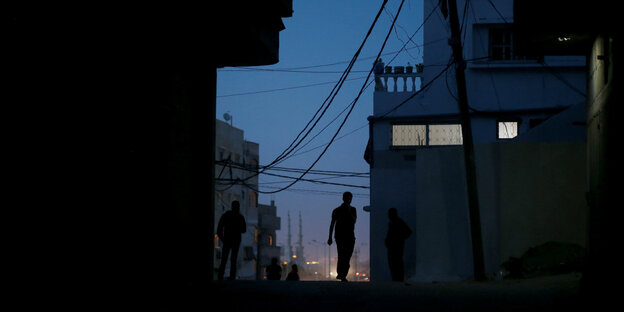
[217,0,426,263]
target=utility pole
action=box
[445,0,486,281]
[287,211,292,261]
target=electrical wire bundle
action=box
[218,0,406,194]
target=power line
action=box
[265,166,369,177]
[248,0,405,194]
[281,123,370,161]
[216,168,369,189]
[217,1,391,194]
[270,3,440,164]
[218,67,371,74]
[262,0,389,174]
[216,39,447,77]
[373,59,455,121]
[216,160,370,189]
[216,160,369,177]
[385,0,440,66]
[258,186,369,198]
[217,43,431,73]
[283,56,486,163]
[218,1,443,176]
[486,0,510,24]
[216,75,367,98]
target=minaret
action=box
[296,211,305,264]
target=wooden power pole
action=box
[445,0,486,281]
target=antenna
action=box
[223,112,233,126]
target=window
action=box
[392,124,463,147]
[392,125,426,146]
[250,159,258,171]
[249,192,257,208]
[244,246,255,260]
[489,28,514,60]
[498,121,518,139]
[488,26,539,62]
[428,124,463,145]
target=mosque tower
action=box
[295,211,305,264]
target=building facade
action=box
[368,0,587,282]
[215,119,260,280]
[257,200,282,280]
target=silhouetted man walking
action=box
[385,208,412,282]
[217,200,247,280]
[328,192,357,282]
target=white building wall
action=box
[377,0,585,122]
[369,0,587,282]
[370,147,474,282]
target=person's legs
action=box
[387,244,405,282]
[336,241,345,279]
[336,238,355,280]
[229,240,241,279]
[218,243,231,280]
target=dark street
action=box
[162,273,593,311]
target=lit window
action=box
[429,124,463,145]
[392,124,463,147]
[249,192,257,208]
[392,125,426,146]
[269,235,273,246]
[498,121,518,139]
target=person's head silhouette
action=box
[232,200,240,213]
[343,192,353,205]
[388,207,398,220]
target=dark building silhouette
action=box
[6,2,293,299]
[514,0,620,305]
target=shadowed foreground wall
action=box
[370,142,587,282]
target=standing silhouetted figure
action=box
[328,192,357,282]
[374,58,385,91]
[385,208,412,282]
[265,257,282,280]
[286,264,300,281]
[217,200,247,280]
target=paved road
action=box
[161,273,595,311]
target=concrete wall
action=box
[584,32,621,293]
[370,141,587,282]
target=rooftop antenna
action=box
[223,112,233,126]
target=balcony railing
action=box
[374,64,424,93]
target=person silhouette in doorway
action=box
[217,200,247,280]
[328,192,357,282]
[385,208,412,282]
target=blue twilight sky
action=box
[217,0,426,263]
